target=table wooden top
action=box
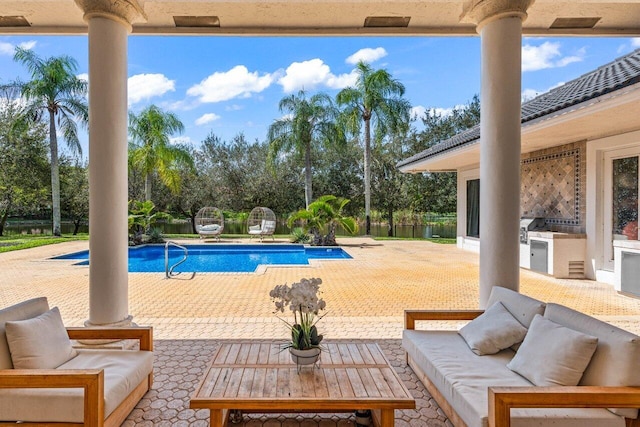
[190,342,416,411]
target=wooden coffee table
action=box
[190,342,415,426]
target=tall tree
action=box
[0,86,50,236]
[336,61,410,235]
[128,105,193,201]
[267,90,341,208]
[12,47,88,236]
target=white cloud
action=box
[76,73,89,82]
[128,73,175,105]
[522,42,585,72]
[195,113,221,126]
[0,40,36,56]
[632,38,640,48]
[169,136,193,145]
[410,106,426,120]
[278,59,357,93]
[225,104,243,111]
[411,105,464,121]
[346,47,387,65]
[18,41,36,50]
[0,42,14,55]
[187,65,275,103]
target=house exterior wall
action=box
[520,141,586,234]
[457,131,640,286]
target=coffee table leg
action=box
[210,409,226,427]
[379,409,395,427]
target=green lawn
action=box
[0,234,89,253]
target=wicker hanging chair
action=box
[194,207,224,241]
[247,207,276,241]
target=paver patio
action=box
[2,237,640,426]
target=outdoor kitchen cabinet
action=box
[519,232,586,279]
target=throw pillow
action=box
[5,307,78,369]
[507,314,598,386]
[458,301,528,355]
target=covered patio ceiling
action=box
[1,0,640,36]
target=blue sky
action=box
[1,34,639,158]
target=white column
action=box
[75,0,145,326]
[461,0,533,307]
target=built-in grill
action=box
[519,217,546,244]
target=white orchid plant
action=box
[269,277,326,350]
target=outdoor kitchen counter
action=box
[527,231,587,239]
[521,232,586,279]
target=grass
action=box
[0,234,89,253]
[0,232,455,253]
[374,236,456,244]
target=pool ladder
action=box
[165,241,190,279]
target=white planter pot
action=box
[289,347,321,366]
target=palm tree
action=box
[128,105,193,201]
[336,61,410,235]
[12,47,88,236]
[288,195,358,246]
[267,90,341,208]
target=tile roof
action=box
[398,48,640,169]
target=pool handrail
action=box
[165,241,189,278]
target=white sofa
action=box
[403,287,640,427]
[0,298,154,427]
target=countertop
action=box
[527,231,586,239]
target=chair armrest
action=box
[66,326,153,351]
[0,369,105,427]
[404,310,484,329]
[488,386,640,427]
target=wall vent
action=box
[0,16,30,27]
[364,16,410,28]
[550,17,600,29]
[568,261,584,279]
[173,16,220,28]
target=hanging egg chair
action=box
[247,207,276,241]
[194,207,224,241]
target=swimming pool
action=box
[53,244,352,273]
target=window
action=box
[466,179,480,238]
[612,156,639,241]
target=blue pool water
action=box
[53,244,352,273]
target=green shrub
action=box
[290,227,311,244]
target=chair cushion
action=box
[545,303,640,418]
[507,314,598,387]
[0,298,50,369]
[249,225,261,231]
[486,287,546,328]
[403,329,624,427]
[458,302,528,355]
[0,349,153,422]
[5,307,78,369]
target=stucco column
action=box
[75,0,145,326]
[461,0,533,307]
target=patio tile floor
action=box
[2,237,640,425]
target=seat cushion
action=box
[0,349,153,423]
[486,287,546,328]
[458,301,528,355]
[5,307,78,369]
[0,298,50,369]
[403,329,625,427]
[545,303,640,418]
[507,315,598,386]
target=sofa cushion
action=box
[486,287,546,328]
[0,298,50,369]
[458,302,528,355]
[507,315,598,386]
[5,307,78,369]
[0,349,153,423]
[403,329,624,427]
[545,303,640,418]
